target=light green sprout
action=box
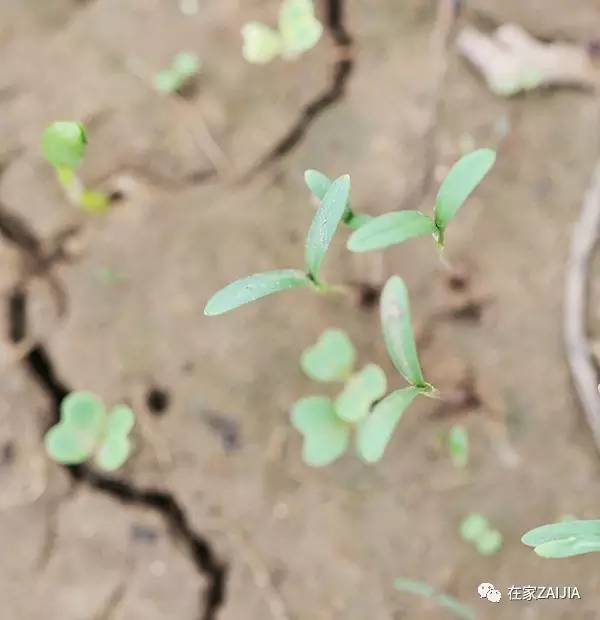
[42,121,109,213]
[347,149,496,254]
[292,276,438,467]
[522,520,600,558]
[448,424,469,467]
[394,578,475,620]
[460,513,503,556]
[44,391,135,472]
[154,52,201,94]
[242,0,323,64]
[204,174,350,315]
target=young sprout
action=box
[44,391,135,472]
[204,174,350,316]
[448,424,469,467]
[291,276,438,466]
[41,121,109,213]
[154,52,201,94]
[394,578,475,620]
[522,519,600,558]
[460,513,503,556]
[347,149,496,254]
[242,0,323,64]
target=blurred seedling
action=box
[394,578,475,620]
[448,424,469,467]
[460,513,503,556]
[242,0,323,64]
[204,174,351,316]
[42,121,109,213]
[522,519,600,558]
[154,52,201,94]
[292,276,438,466]
[347,149,496,256]
[44,391,135,472]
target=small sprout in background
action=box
[394,578,475,620]
[448,424,469,467]
[242,0,323,64]
[204,174,350,316]
[460,513,503,556]
[154,52,201,94]
[347,149,496,255]
[44,391,135,472]
[521,519,600,558]
[292,276,438,467]
[42,121,109,213]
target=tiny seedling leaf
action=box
[380,276,426,387]
[522,520,600,558]
[476,529,503,556]
[394,579,475,620]
[291,396,350,466]
[301,329,356,382]
[434,149,496,233]
[305,174,351,281]
[42,121,87,169]
[347,211,436,253]
[241,22,282,64]
[154,52,200,93]
[459,513,489,542]
[204,269,309,316]
[448,424,469,467]
[279,0,323,59]
[334,364,387,423]
[355,386,420,463]
[95,436,132,471]
[80,190,109,214]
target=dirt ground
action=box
[2,1,600,619]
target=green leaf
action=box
[42,121,87,169]
[154,52,200,93]
[106,405,135,437]
[172,52,200,77]
[291,396,350,466]
[80,190,109,213]
[448,424,469,468]
[204,269,309,316]
[459,513,489,542]
[394,579,475,620]
[279,0,323,58]
[61,391,106,432]
[305,174,350,281]
[380,276,426,387]
[154,70,182,93]
[434,149,496,233]
[95,436,132,471]
[522,520,600,558]
[334,364,387,423]
[301,329,356,382]
[476,529,503,556]
[344,212,372,230]
[347,211,435,253]
[355,386,420,463]
[241,22,282,64]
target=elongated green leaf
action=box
[356,386,420,463]
[291,396,350,466]
[334,364,387,423]
[394,579,475,620]
[204,269,309,316]
[448,424,469,467]
[301,329,355,382]
[434,149,496,232]
[522,520,600,558]
[380,276,425,386]
[305,174,350,281]
[347,211,435,253]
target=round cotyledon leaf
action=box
[300,329,356,382]
[459,513,490,542]
[204,269,309,316]
[279,0,323,58]
[334,364,387,423]
[291,396,350,466]
[106,405,135,437]
[95,436,132,471]
[241,22,282,64]
[42,121,87,169]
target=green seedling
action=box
[460,513,503,556]
[242,0,323,64]
[394,578,475,620]
[347,149,496,254]
[304,169,372,230]
[292,276,437,466]
[42,121,109,213]
[44,391,135,472]
[204,174,350,315]
[448,424,469,467]
[522,520,600,558]
[154,52,201,93]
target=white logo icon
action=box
[478,582,502,603]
